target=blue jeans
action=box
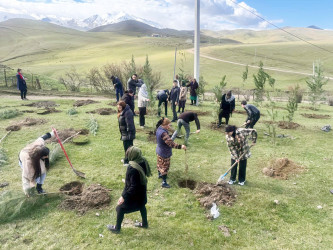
[171,119,190,144]
[19,160,46,184]
[116,88,123,102]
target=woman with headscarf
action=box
[225,125,257,186]
[107,146,151,234]
[155,118,186,188]
[19,131,54,196]
[137,83,150,128]
[16,68,27,100]
[186,78,199,105]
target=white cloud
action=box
[0,0,282,30]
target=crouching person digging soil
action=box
[107,146,151,234]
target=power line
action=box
[228,0,333,54]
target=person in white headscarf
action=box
[137,83,150,128]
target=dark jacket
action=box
[121,162,147,209]
[16,74,27,91]
[118,104,136,141]
[156,126,181,158]
[187,81,199,97]
[121,93,134,112]
[179,112,200,130]
[220,94,235,115]
[157,89,169,101]
[169,86,180,103]
[127,78,143,95]
[112,77,123,91]
[244,104,260,122]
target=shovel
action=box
[217,145,253,183]
[52,128,86,179]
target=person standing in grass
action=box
[107,146,151,234]
[19,131,54,196]
[121,90,135,115]
[171,111,200,145]
[187,78,199,105]
[225,125,257,186]
[169,80,180,122]
[155,118,186,188]
[111,75,124,102]
[178,81,188,113]
[218,90,235,127]
[137,83,150,128]
[127,74,143,116]
[241,100,260,128]
[117,101,136,165]
[16,68,27,100]
[157,89,169,117]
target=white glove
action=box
[50,131,55,137]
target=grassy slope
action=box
[1,19,333,92]
[0,97,332,249]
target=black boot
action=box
[36,184,46,194]
[161,175,170,188]
[158,170,162,179]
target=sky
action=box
[0,0,332,30]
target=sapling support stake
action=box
[0,130,11,144]
[185,150,188,187]
[52,127,86,179]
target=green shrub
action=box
[67,108,78,116]
[87,116,98,136]
[0,109,21,120]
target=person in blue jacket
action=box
[111,75,124,102]
[16,68,27,100]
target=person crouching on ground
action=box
[137,83,150,128]
[107,146,151,234]
[155,118,186,188]
[117,101,135,165]
[111,75,124,102]
[171,111,200,145]
[157,89,169,117]
[19,131,54,196]
[241,100,260,128]
[225,125,257,186]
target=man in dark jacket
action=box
[121,90,134,114]
[111,75,124,102]
[241,100,260,128]
[169,80,180,122]
[171,111,200,145]
[157,89,169,117]
[127,74,143,115]
[218,90,235,127]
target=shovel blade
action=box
[73,169,86,179]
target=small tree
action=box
[306,61,328,109]
[197,75,207,104]
[212,75,228,124]
[59,67,84,92]
[242,65,248,87]
[265,92,278,145]
[87,67,113,94]
[253,61,275,102]
[122,55,137,86]
[286,85,299,122]
[142,55,161,107]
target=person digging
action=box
[241,100,260,129]
[19,131,54,196]
[107,146,151,234]
[225,125,257,186]
[171,111,200,146]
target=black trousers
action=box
[218,111,230,125]
[123,140,133,163]
[171,102,177,121]
[246,114,260,129]
[20,89,27,99]
[116,205,148,230]
[139,107,146,126]
[158,99,167,116]
[230,158,247,183]
[178,100,186,113]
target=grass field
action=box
[1,19,333,92]
[0,96,332,249]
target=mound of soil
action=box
[86,108,116,115]
[74,99,99,107]
[23,101,57,108]
[147,131,156,143]
[36,108,61,115]
[278,121,300,129]
[210,122,224,130]
[50,128,80,142]
[59,184,111,214]
[178,179,197,190]
[263,158,304,180]
[6,118,47,131]
[59,181,84,195]
[301,113,330,119]
[107,102,117,106]
[79,129,90,135]
[194,182,237,209]
[233,110,247,115]
[6,125,21,131]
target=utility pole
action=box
[194,0,200,105]
[173,47,177,81]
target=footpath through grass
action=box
[0,96,332,249]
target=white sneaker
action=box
[228,180,235,185]
[121,159,124,163]
[238,181,245,186]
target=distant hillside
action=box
[307,25,323,30]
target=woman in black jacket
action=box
[117,101,136,164]
[16,68,27,100]
[107,146,151,234]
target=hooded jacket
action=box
[118,104,136,141]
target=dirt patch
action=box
[22,110,35,113]
[278,121,300,129]
[147,131,156,143]
[36,108,61,115]
[209,122,224,131]
[49,128,81,142]
[107,102,117,106]
[194,182,237,209]
[262,158,304,180]
[59,183,111,214]
[23,101,57,108]
[186,110,211,116]
[79,129,90,135]
[6,118,47,131]
[178,179,197,190]
[6,125,21,131]
[86,108,116,115]
[59,181,84,195]
[233,110,247,115]
[301,113,330,119]
[74,99,99,107]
